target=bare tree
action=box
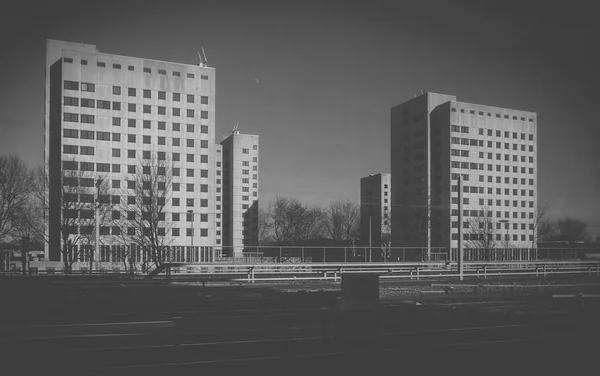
[530,205,556,247]
[380,222,392,261]
[464,209,498,250]
[78,178,112,272]
[555,217,589,243]
[119,157,172,270]
[257,208,273,245]
[269,196,325,243]
[323,199,360,245]
[31,162,110,271]
[0,155,32,242]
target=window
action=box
[200,140,208,148]
[128,134,136,143]
[173,93,181,101]
[143,120,151,129]
[97,131,110,141]
[143,67,151,73]
[187,109,194,118]
[64,81,79,91]
[96,61,106,68]
[201,169,208,178]
[128,88,136,97]
[97,100,111,109]
[64,96,79,106]
[200,125,209,134]
[128,103,136,112]
[187,154,194,162]
[187,94,195,103]
[173,138,180,146]
[242,148,249,154]
[63,145,78,154]
[112,133,121,142]
[81,82,95,92]
[142,150,151,160]
[158,121,166,130]
[173,153,180,162]
[128,118,136,127]
[201,96,208,104]
[173,71,181,77]
[112,102,121,111]
[158,69,166,75]
[81,98,95,108]
[173,108,180,116]
[80,146,94,155]
[158,106,166,115]
[187,169,194,177]
[158,91,166,100]
[63,57,74,63]
[187,139,194,147]
[200,110,208,119]
[113,63,121,70]
[186,183,194,192]
[143,135,151,144]
[201,75,208,80]
[143,105,151,114]
[63,129,78,138]
[81,115,95,124]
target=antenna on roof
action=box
[232,122,240,135]
[197,48,208,67]
[420,90,424,95]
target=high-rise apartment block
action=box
[220,130,259,256]
[391,93,537,260]
[360,173,391,248]
[44,39,259,264]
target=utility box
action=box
[340,273,380,311]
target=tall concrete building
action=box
[220,130,259,256]
[44,39,221,264]
[391,92,537,260]
[360,173,391,248]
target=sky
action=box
[0,0,598,237]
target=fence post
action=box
[302,247,305,263]
[279,247,282,263]
[344,247,346,263]
[323,248,326,263]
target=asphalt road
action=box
[2,276,600,375]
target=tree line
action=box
[0,154,172,272]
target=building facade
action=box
[360,173,391,248]
[391,92,537,260]
[220,131,259,256]
[45,39,221,264]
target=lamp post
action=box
[187,210,194,263]
[94,177,103,273]
[500,220,509,261]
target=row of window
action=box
[452,233,534,241]
[65,96,208,109]
[62,160,224,180]
[64,133,211,147]
[451,107,534,122]
[451,209,534,219]
[62,61,209,80]
[451,125,535,140]
[450,161,535,175]
[452,149,535,163]
[65,124,209,139]
[451,185,535,196]
[451,197,535,208]
[450,137,534,152]
[451,173,535,186]
[62,225,213,237]
[64,106,208,120]
[452,221,534,230]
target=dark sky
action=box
[1,0,598,237]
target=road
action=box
[1,276,600,375]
